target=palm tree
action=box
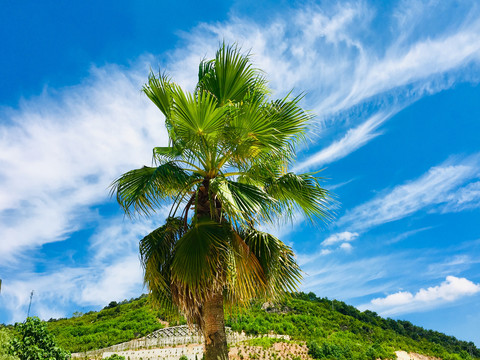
[111,44,331,360]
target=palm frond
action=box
[224,231,267,307]
[266,172,333,224]
[264,94,311,147]
[209,177,277,226]
[140,217,184,318]
[197,59,215,91]
[143,72,174,120]
[170,217,230,296]
[110,162,196,216]
[222,98,309,170]
[242,229,302,299]
[196,43,265,105]
[152,146,183,165]
[169,85,227,156]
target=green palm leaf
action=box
[242,229,302,298]
[266,95,311,144]
[140,217,184,316]
[210,177,277,226]
[170,85,227,146]
[143,72,174,120]
[266,172,333,223]
[110,162,195,216]
[152,146,183,165]
[170,217,230,296]
[197,43,265,105]
[225,231,267,306]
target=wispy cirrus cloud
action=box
[385,226,434,245]
[440,181,480,213]
[315,231,358,253]
[0,61,173,320]
[0,61,169,262]
[294,111,394,171]
[425,254,480,279]
[174,1,480,171]
[337,155,480,232]
[173,0,480,115]
[301,254,402,300]
[360,276,480,316]
[0,215,161,322]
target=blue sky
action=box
[1,0,480,347]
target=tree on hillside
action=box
[0,328,19,360]
[8,317,69,360]
[111,44,331,360]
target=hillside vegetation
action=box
[44,293,479,359]
[46,295,179,352]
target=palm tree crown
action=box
[111,44,331,358]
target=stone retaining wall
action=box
[103,344,204,360]
[72,325,289,360]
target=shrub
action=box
[8,317,69,360]
[0,328,19,360]
[104,355,126,360]
[307,340,351,359]
[364,343,395,360]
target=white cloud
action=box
[322,231,359,246]
[338,155,480,232]
[441,181,480,213]
[171,3,480,172]
[363,276,480,316]
[385,226,434,245]
[296,231,359,260]
[80,255,143,305]
[373,291,414,307]
[0,216,157,322]
[294,111,394,171]
[340,242,353,251]
[320,249,332,256]
[181,3,480,116]
[0,61,169,262]
[301,254,401,300]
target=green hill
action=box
[44,292,479,360]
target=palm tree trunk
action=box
[203,289,228,360]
